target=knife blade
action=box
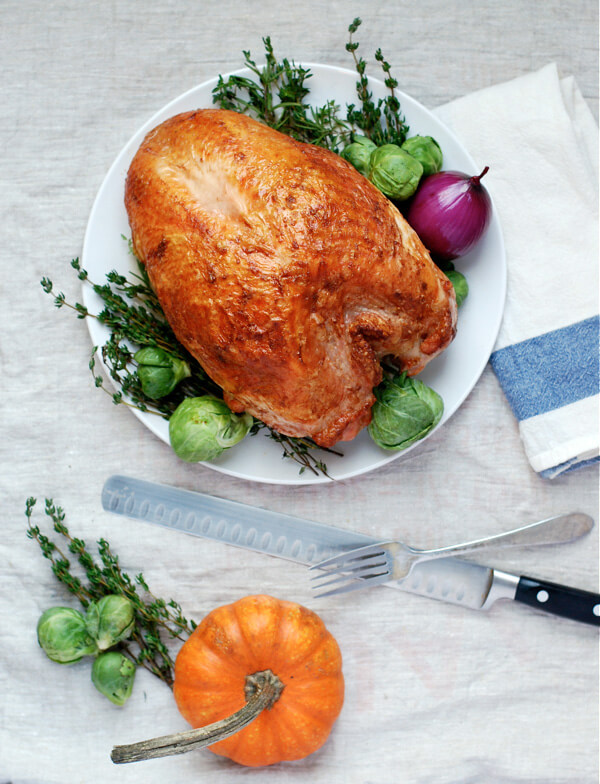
[101,475,599,623]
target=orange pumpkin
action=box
[173,594,344,767]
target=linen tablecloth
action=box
[1,2,598,783]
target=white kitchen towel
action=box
[435,64,599,478]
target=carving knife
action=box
[101,475,599,625]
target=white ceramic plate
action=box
[82,63,506,485]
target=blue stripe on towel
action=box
[490,315,599,421]
[540,455,600,479]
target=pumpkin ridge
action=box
[213,708,275,766]
[202,604,255,672]
[248,712,280,766]
[232,595,283,668]
[231,597,262,660]
[273,695,338,736]
[175,680,245,719]
[280,630,333,674]
[180,635,240,683]
[175,632,247,704]
[283,708,328,735]
[267,716,284,764]
[268,618,324,672]
[273,675,345,707]
[269,701,335,759]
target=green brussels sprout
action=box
[446,270,469,307]
[368,144,424,200]
[37,607,98,664]
[368,372,444,451]
[91,651,136,706]
[341,136,378,176]
[86,595,135,651]
[134,347,191,399]
[401,135,443,176]
[169,396,253,462]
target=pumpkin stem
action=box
[244,669,285,707]
[111,669,284,764]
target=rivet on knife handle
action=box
[515,576,600,626]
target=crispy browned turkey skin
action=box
[125,109,457,447]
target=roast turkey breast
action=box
[125,109,457,447]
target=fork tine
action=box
[313,572,391,598]
[308,543,389,571]
[310,556,389,583]
[311,572,360,591]
[311,560,390,589]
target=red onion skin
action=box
[406,168,492,262]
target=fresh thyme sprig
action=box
[213,36,351,152]
[345,18,408,145]
[26,497,195,687]
[250,421,341,478]
[212,18,408,150]
[43,257,221,419]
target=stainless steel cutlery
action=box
[309,513,594,597]
[102,475,599,626]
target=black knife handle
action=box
[515,576,600,626]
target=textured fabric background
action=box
[1,2,598,783]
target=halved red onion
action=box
[406,167,492,261]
